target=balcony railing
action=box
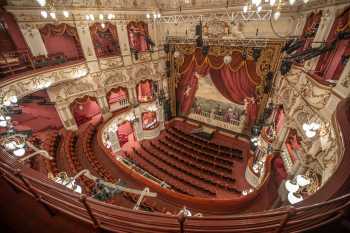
[188,110,245,133]
[109,98,130,112]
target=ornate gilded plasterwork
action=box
[0,63,88,98]
[274,66,343,186]
[99,56,124,70]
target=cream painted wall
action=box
[19,25,47,56]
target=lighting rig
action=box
[280,31,350,75]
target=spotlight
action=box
[252,48,262,62]
[280,60,292,75]
[49,12,56,20]
[41,10,48,18]
[163,43,170,53]
[63,10,69,18]
[202,45,209,56]
[337,31,350,40]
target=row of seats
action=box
[129,147,216,197]
[80,124,117,183]
[162,134,233,171]
[168,127,243,160]
[151,140,235,183]
[143,141,239,194]
[63,131,94,194]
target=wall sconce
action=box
[303,122,320,138]
[285,174,311,204]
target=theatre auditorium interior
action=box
[2,0,350,232]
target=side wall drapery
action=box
[177,48,261,115]
[0,9,29,53]
[127,21,149,52]
[315,7,350,80]
[108,87,128,104]
[299,11,322,51]
[137,80,153,102]
[90,22,121,57]
[70,96,101,125]
[40,23,83,60]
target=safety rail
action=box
[0,151,349,232]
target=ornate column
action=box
[18,23,47,56]
[56,102,78,131]
[127,84,138,106]
[133,107,144,141]
[116,22,132,66]
[74,19,99,73]
[95,88,112,121]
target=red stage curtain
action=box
[315,7,350,80]
[137,80,153,102]
[108,87,128,104]
[40,23,83,60]
[177,48,261,115]
[117,121,133,147]
[127,21,149,52]
[90,22,121,57]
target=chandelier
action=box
[243,0,310,21]
[36,0,69,20]
[36,0,116,27]
[285,174,311,204]
[302,121,320,138]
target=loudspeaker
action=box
[280,60,292,75]
[195,23,202,36]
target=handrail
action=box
[0,155,349,232]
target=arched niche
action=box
[69,95,101,126]
[117,120,135,148]
[107,87,129,112]
[39,23,83,62]
[127,21,149,52]
[136,79,154,103]
[89,22,121,58]
[141,111,158,130]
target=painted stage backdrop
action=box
[191,74,245,124]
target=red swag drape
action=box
[90,22,121,57]
[315,7,350,80]
[40,23,83,60]
[177,49,261,116]
[108,87,128,104]
[127,21,149,52]
[70,96,101,125]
